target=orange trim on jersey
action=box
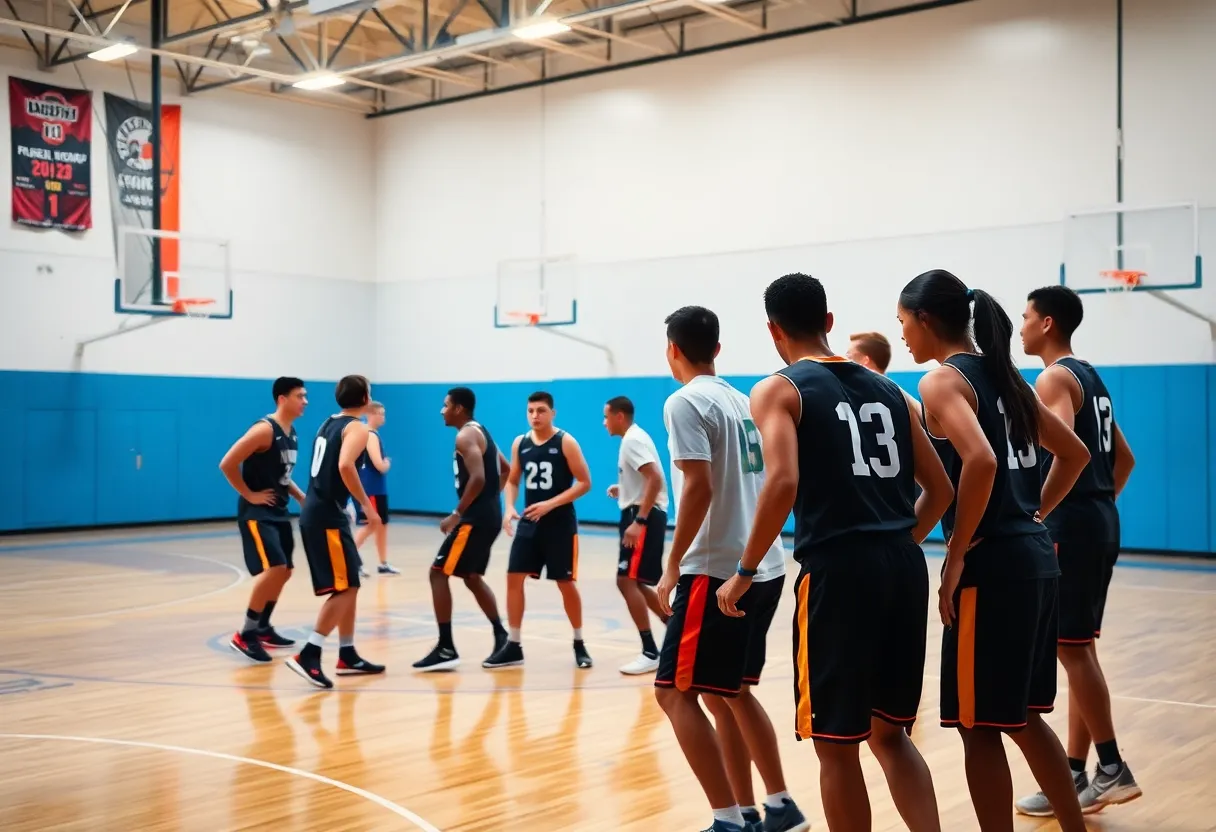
[325,529,350,592]
[795,573,813,740]
[957,586,978,729]
[571,534,580,582]
[628,528,647,579]
[674,575,709,692]
[796,356,850,364]
[246,520,270,572]
[443,524,472,576]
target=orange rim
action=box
[1099,269,1145,287]
[172,297,216,313]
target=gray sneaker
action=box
[1014,769,1088,817]
[1078,762,1142,814]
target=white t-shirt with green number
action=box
[663,374,786,583]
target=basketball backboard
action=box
[1060,202,1202,294]
[493,255,578,328]
[114,225,233,318]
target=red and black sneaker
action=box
[230,631,273,664]
[286,652,333,689]
[257,628,297,649]
[335,650,386,676]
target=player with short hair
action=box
[719,273,954,832]
[1016,284,1141,815]
[484,391,594,670]
[353,401,399,576]
[286,374,386,689]
[897,269,1090,831]
[603,394,670,676]
[848,330,923,422]
[413,386,512,672]
[219,376,308,663]
[654,305,808,832]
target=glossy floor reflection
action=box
[1,518,1213,830]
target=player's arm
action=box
[543,434,592,508]
[918,369,996,562]
[366,432,391,473]
[339,421,379,523]
[503,436,524,517]
[1034,365,1079,430]
[1111,422,1135,497]
[218,421,275,504]
[737,377,798,573]
[287,481,307,506]
[622,437,664,518]
[904,390,954,544]
[1035,396,1090,521]
[452,427,487,515]
[497,449,511,492]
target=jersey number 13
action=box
[836,401,900,478]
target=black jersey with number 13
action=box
[301,414,359,527]
[518,430,575,522]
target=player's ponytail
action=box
[970,288,1038,445]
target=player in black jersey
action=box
[484,391,594,670]
[1017,285,1142,815]
[718,274,953,832]
[898,269,1091,832]
[286,374,386,690]
[413,387,513,672]
[219,376,308,664]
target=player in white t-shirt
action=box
[604,395,672,676]
[653,305,810,832]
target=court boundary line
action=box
[0,733,443,832]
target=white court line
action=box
[1114,583,1216,596]
[20,553,247,624]
[0,733,442,831]
[921,675,1216,711]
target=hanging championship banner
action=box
[9,76,93,231]
[103,92,181,303]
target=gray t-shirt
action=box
[664,374,786,582]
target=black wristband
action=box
[633,512,649,525]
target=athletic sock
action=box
[764,791,791,810]
[1068,756,1087,775]
[572,627,583,641]
[258,600,276,630]
[438,621,455,649]
[639,629,658,658]
[508,627,521,642]
[242,608,261,635]
[1095,740,1122,773]
[712,806,745,827]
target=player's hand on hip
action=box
[503,509,519,536]
[656,567,678,618]
[716,574,750,618]
[247,489,278,506]
[606,484,619,500]
[439,512,460,535]
[522,500,552,521]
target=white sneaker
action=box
[619,653,660,675]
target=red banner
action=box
[9,76,93,231]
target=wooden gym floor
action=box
[1,517,1213,831]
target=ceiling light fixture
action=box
[513,19,571,39]
[87,42,139,62]
[292,73,345,90]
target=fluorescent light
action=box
[292,73,345,90]
[88,43,139,62]
[513,19,570,39]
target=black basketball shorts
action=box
[655,573,785,698]
[1055,539,1119,644]
[508,515,579,582]
[616,506,668,586]
[298,522,363,596]
[353,494,390,526]
[792,534,929,744]
[433,522,500,578]
[940,542,1059,732]
[238,518,295,576]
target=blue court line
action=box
[3,516,1215,574]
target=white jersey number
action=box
[836,401,901,478]
[525,460,553,491]
[1093,396,1113,452]
[453,456,461,491]
[310,436,327,477]
[996,397,1038,469]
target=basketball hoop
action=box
[503,310,542,327]
[1098,270,1145,293]
[173,297,216,319]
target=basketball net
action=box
[504,311,542,327]
[173,298,216,320]
[1099,269,1144,293]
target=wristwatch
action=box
[736,560,757,577]
[632,512,648,526]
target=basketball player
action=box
[603,395,670,676]
[847,330,923,421]
[654,305,808,832]
[718,273,953,832]
[413,387,512,671]
[484,391,593,670]
[219,376,308,663]
[1015,285,1141,815]
[286,374,386,689]
[897,269,1090,831]
[353,401,399,575]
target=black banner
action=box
[9,76,92,231]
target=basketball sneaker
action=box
[230,631,273,663]
[741,808,764,832]
[377,563,401,575]
[763,798,810,832]
[482,640,524,669]
[574,640,593,669]
[1015,769,1088,817]
[412,644,461,672]
[1077,762,1142,814]
[336,650,385,676]
[257,627,297,649]
[619,653,660,675]
[700,821,746,832]
[286,652,333,689]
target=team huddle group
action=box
[218,269,1143,832]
